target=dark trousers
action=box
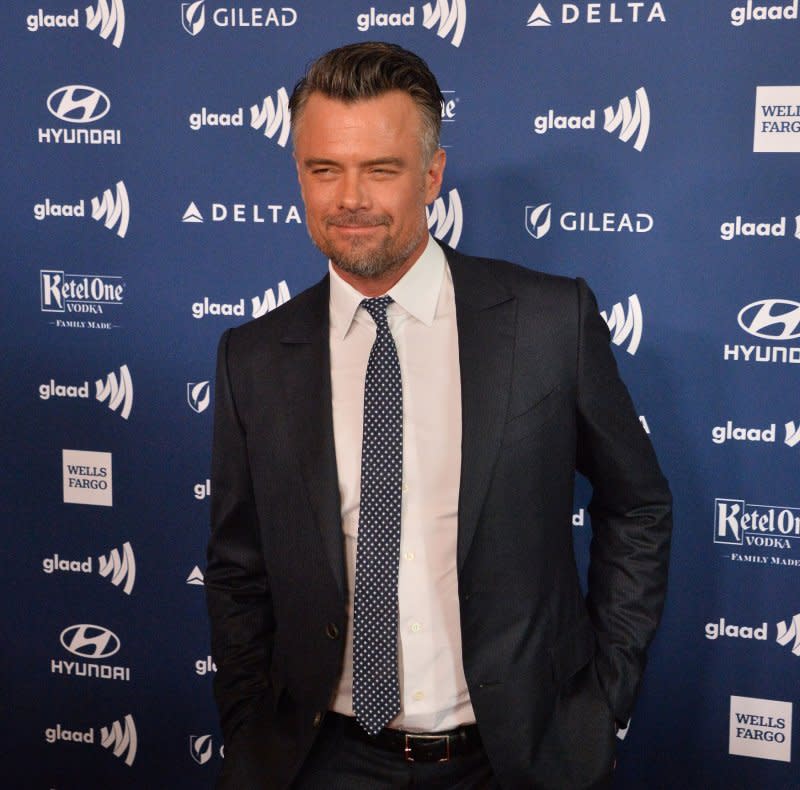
[293,714,499,789]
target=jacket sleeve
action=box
[574,278,673,725]
[205,328,276,750]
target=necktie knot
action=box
[360,296,393,330]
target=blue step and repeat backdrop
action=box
[2,1,799,787]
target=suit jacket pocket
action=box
[548,614,596,688]
[501,384,562,447]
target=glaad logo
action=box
[754,86,800,153]
[188,88,291,148]
[195,656,217,675]
[776,613,800,656]
[182,1,297,34]
[52,623,130,681]
[63,449,113,507]
[40,85,121,145]
[601,295,642,355]
[26,1,126,47]
[34,181,130,238]
[427,188,462,248]
[356,1,466,47]
[187,566,205,585]
[188,381,211,413]
[786,421,800,447]
[181,200,302,224]
[191,734,214,765]
[730,697,792,763]
[43,542,135,595]
[525,202,653,238]
[720,214,800,241]
[732,1,799,26]
[533,87,650,151]
[711,420,800,447]
[39,365,133,420]
[192,281,291,319]
[194,479,211,500]
[45,714,137,766]
[528,2,666,25]
[725,299,800,365]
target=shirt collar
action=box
[328,234,445,339]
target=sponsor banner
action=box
[40,269,125,330]
[732,1,799,26]
[38,84,122,145]
[34,181,132,239]
[525,203,653,239]
[63,450,112,507]
[191,280,291,319]
[45,714,137,766]
[526,2,667,26]
[26,1,126,47]
[754,86,800,153]
[181,200,301,225]
[51,623,131,681]
[42,541,136,595]
[724,299,800,365]
[181,1,298,35]
[730,697,792,762]
[188,87,291,147]
[354,1,467,47]
[39,365,133,420]
[533,87,650,151]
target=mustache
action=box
[326,213,390,228]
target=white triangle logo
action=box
[182,202,204,223]
[186,566,205,585]
[527,3,551,26]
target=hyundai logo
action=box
[60,624,120,659]
[47,85,111,124]
[738,299,800,341]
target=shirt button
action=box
[325,622,340,640]
[402,483,409,493]
[404,551,415,561]
[410,622,422,633]
[412,691,425,701]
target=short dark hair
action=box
[289,41,444,161]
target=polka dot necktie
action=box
[352,296,403,737]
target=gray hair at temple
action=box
[289,41,444,164]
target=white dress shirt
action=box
[328,235,476,732]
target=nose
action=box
[336,170,369,212]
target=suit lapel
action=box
[446,248,516,572]
[278,276,346,597]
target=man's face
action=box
[294,90,445,285]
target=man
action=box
[205,42,672,789]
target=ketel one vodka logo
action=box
[39,364,133,420]
[600,294,642,355]
[533,87,650,151]
[43,541,137,595]
[39,84,122,145]
[188,87,291,148]
[192,280,291,319]
[34,181,130,238]
[356,1,467,47]
[27,0,126,47]
[427,188,462,248]
[181,1,297,35]
[715,498,800,557]
[52,623,131,681]
[45,714,137,766]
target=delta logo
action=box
[188,87,291,147]
[525,202,653,239]
[34,181,130,238]
[181,200,301,225]
[39,84,122,145]
[526,2,666,26]
[355,0,467,47]
[39,364,133,420]
[27,0,126,47]
[723,298,800,365]
[720,213,800,241]
[45,714,137,766]
[731,1,799,26]
[191,280,291,319]
[533,87,650,151]
[181,1,297,35]
[43,541,136,595]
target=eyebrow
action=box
[302,156,406,169]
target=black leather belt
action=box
[330,713,483,762]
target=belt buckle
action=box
[404,733,451,763]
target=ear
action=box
[424,147,447,204]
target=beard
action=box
[309,211,426,279]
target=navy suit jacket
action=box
[205,245,672,789]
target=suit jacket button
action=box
[312,711,323,728]
[325,622,340,640]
